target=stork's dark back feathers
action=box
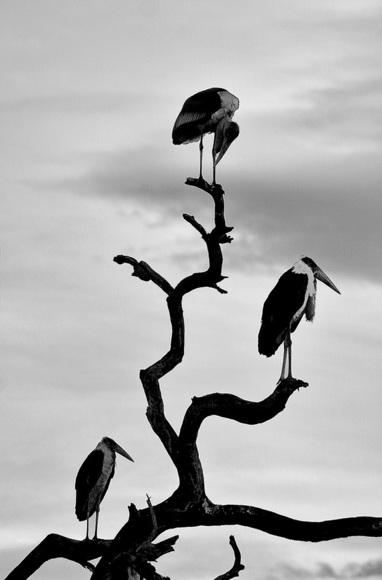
[172,87,226,145]
[75,448,115,521]
[258,268,310,357]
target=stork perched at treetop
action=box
[75,437,134,540]
[258,257,341,383]
[172,87,239,185]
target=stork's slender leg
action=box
[212,128,219,185]
[199,132,204,180]
[278,340,288,383]
[94,507,100,540]
[278,327,292,383]
[85,499,90,540]
[287,329,292,379]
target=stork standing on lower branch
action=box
[258,256,341,383]
[172,87,240,185]
[75,436,134,540]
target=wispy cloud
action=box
[59,139,381,283]
[289,75,382,154]
[276,558,382,579]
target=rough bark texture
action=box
[6,178,381,580]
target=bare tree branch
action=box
[183,213,208,237]
[137,495,159,554]
[199,503,382,542]
[214,536,245,580]
[4,534,112,580]
[180,379,308,443]
[113,256,173,295]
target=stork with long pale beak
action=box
[258,257,341,383]
[75,437,134,540]
[172,87,240,185]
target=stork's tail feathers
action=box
[258,326,284,357]
[75,502,87,522]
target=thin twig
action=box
[113,256,174,295]
[136,495,158,551]
[183,213,208,238]
[214,536,245,580]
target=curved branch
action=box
[5,529,179,580]
[88,496,382,580]
[180,378,308,443]
[214,536,245,580]
[201,503,382,543]
[4,534,112,580]
[113,256,173,295]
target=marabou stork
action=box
[258,256,340,383]
[75,437,134,540]
[172,87,239,185]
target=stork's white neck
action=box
[96,442,116,477]
[292,260,316,296]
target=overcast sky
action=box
[1,1,381,579]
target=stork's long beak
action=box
[214,121,240,166]
[114,443,134,462]
[316,267,341,294]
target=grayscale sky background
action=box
[1,1,381,579]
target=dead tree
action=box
[6,177,382,580]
